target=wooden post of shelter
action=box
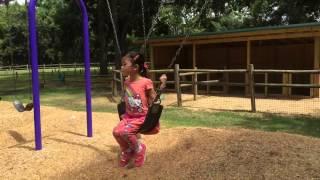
[245,40,251,95]
[175,64,182,107]
[249,64,256,112]
[312,37,320,97]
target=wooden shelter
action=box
[137,23,320,97]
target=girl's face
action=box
[121,57,136,77]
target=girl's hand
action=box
[159,74,167,83]
[159,74,167,89]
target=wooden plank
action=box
[181,84,193,88]
[179,69,247,73]
[180,72,207,76]
[145,30,320,46]
[149,69,174,73]
[255,83,320,88]
[254,69,320,73]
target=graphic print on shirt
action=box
[125,85,143,113]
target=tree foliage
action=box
[0,0,319,69]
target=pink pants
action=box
[113,114,145,152]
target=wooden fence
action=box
[112,64,320,112]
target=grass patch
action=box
[2,70,320,138]
[162,108,320,138]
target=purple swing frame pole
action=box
[77,0,93,137]
[28,0,93,150]
[28,0,42,150]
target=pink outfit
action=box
[113,77,153,152]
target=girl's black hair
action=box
[124,51,148,77]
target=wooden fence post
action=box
[120,71,124,94]
[249,64,256,112]
[193,67,198,100]
[112,69,118,97]
[74,62,77,74]
[175,64,182,107]
[42,64,46,86]
[206,72,210,94]
[264,72,268,97]
[223,66,229,94]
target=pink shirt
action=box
[124,77,153,117]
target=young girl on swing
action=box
[113,51,167,168]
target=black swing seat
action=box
[13,100,34,112]
[117,90,163,134]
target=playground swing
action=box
[3,0,34,112]
[10,34,33,112]
[12,63,34,112]
[106,0,166,134]
[108,0,210,133]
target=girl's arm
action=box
[146,74,167,106]
[147,88,157,106]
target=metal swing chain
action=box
[140,0,146,54]
[6,4,17,99]
[105,0,122,56]
[139,0,165,54]
[167,0,211,69]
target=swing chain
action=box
[139,0,165,54]
[140,0,146,54]
[167,0,211,69]
[105,0,122,56]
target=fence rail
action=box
[112,64,320,112]
[0,63,104,71]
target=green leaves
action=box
[0,0,319,67]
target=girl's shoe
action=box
[119,149,134,167]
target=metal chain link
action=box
[168,0,211,68]
[139,0,165,54]
[140,0,146,53]
[105,0,122,55]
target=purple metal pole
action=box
[77,0,93,137]
[28,0,42,150]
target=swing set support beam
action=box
[28,0,93,151]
